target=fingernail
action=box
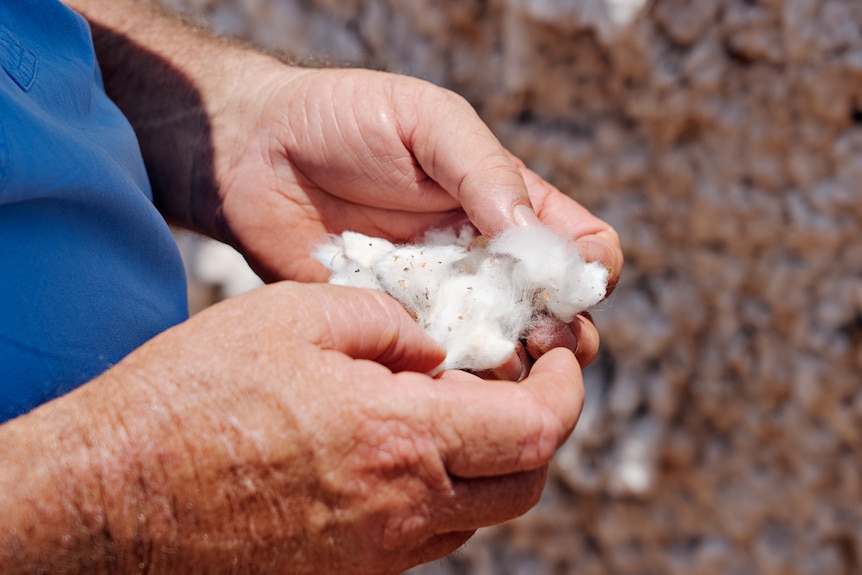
[513,204,543,227]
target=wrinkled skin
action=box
[0,2,624,573]
[1,283,585,574]
[214,68,620,285]
[211,66,621,371]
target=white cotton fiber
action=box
[491,226,609,323]
[314,225,609,372]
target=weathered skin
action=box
[0,1,622,572]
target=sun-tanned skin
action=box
[0,1,622,573]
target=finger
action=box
[381,468,548,551]
[525,316,579,359]
[525,313,600,367]
[434,369,484,385]
[391,469,550,570]
[571,312,600,367]
[438,467,549,531]
[279,283,447,373]
[431,347,584,478]
[372,529,475,575]
[474,344,531,382]
[409,530,476,569]
[400,85,532,237]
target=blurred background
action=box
[161,0,862,573]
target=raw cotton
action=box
[314,225,609,372]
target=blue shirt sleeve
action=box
[0,0,190,422]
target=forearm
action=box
[0,359,213,575]
[0,390,117,573]
[61,0,289,240]
[0,298,318,574]
[0,367,254,575]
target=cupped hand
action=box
[212,66,621,285]
[209,65,620,368]
[65,282,585,574]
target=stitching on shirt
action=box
[0,115,5,190]
[0,27,37,92]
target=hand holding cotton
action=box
[314,225,609,372]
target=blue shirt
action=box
[0,0,189,422]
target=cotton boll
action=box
[425,262,531,370]
[313,224,609,374]
[491,226,609,323]
[427,276,514,369]
[339,232,397,268]
[492,225,571,277]
[423,224,477,247]
[373,244,468,315]
[537,258,608,323]
[314,235,385,290]
[552,260,610,319]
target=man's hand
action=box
[215,66,621,288]
[64,0,621,368]
[213,66,621,369]
[0,283,585,574]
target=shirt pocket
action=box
[0,26,37,192]
[0,26,37,92]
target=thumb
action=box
[297,284,447,373]
[401,84,534,237]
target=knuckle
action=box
[380,507,432,551]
